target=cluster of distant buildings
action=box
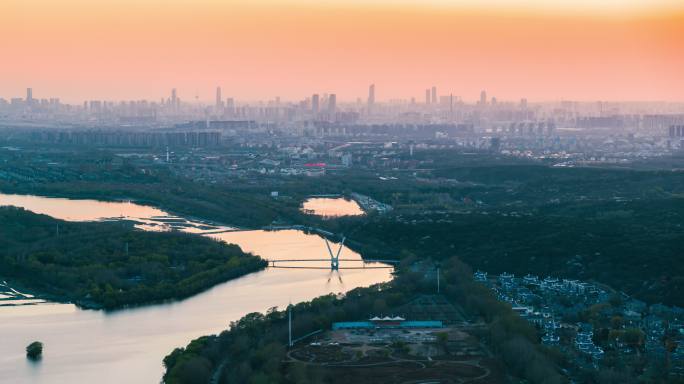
[3,87,684,170]
[4,86,683,136]
[477,271,607,358]
[350,192,393,214]
[29,130,221,147]
[474,271,684,374]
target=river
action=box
[0,193,392,384]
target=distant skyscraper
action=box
[226,97,235,116]
[26,88,33,105]
[480,90,487,105]
[171,88,178,110]
[431,86,437,105]
[328,94,336,114]
[215,87,222,109]
[520,98,528,109]
[425,89,430,104]
[312,93,320,114]
[367,84,375,113]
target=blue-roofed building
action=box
[401,321,443,328]
[332,318,443,330]
[332,321,374,330]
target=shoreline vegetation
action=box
[162,257,564,384]
[0,206,267,310]
[2,153,684,308]
[0,189,250,232]
[0,179,312,229]
[2,159,684,307]
[2,148,684,381]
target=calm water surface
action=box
[0,193,392,384]
[301,197,364,217]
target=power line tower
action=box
[288,304,293,348]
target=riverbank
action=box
[0,178,313,229]
[0,206,267,310]
[162,257,562,384]
[0,188,251,232]
[0,188,386,267]
[0,208,392,384]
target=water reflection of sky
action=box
[0,193,231,232]
[0,193,392,384]
[301,197,365,217]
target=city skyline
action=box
[3,2,684,384]
[6,84,684,107]
[2,0,684,103]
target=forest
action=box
[334,197,684,307]
[0,206,266,309]
[3,148,684,308]
[162,257,566,384]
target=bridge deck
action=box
[268,258,399,263]
[269,265,393,269]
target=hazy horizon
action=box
[2,4,684,383]
[2,0,684,103]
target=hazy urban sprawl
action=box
[3,85,684,168]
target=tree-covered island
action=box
[0,206,267,309]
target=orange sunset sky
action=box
[2,0,684,103]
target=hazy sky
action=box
[2,0,683,103]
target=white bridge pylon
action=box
[324,236,345,270]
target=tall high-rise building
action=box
[431,86,437,105]
[425,89,430,104]
[226,98,235,116]
[171,88,178,110]
[328,94,336,114]
[480,90,487,105]
[26,88,33,105]
[215,87,222,109]
[312,93,320,114]
[367,84,375,113]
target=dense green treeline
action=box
[5,146,684,381]
[3,148,684,230]
[0,206,266,309]
[0,179,306,229]
[4,149,684,308]
[0,147,314,228]
[163,257,565,384]
[336,198,684,306]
